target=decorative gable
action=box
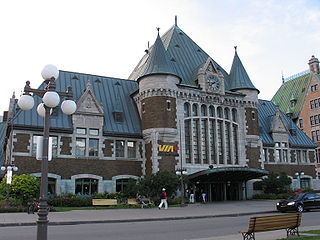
[75,81,104,116]
[197,57,225,94]
[270,110,288,133]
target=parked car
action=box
[276,193,320,212]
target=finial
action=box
[156,27,160,34]
[175,15,178,26]
[148,41,150,48]
[281,71,285,83]
[12,91,15,98]
[234,46,237,52]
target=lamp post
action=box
[176,168,187,206]
[0,165,18,199]
[295,171,304,190]
[17,64,76,240]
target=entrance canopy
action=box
[188,167,269,183]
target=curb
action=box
[0,210,278,227]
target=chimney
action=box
[308,55,320,74]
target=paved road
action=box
[1,201,319,240]
[1,211,320,240]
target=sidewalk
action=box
[0,200,319,240]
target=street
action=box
[1,211,320,240]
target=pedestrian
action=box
[201,191,206,203]
[158,188,168,209]
[189,192,195,203]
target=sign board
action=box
[36,136,53,161]
[158,144,179,156]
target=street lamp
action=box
[176,168,187,206]
[0,165,18,199]
[295,171,304,190]
[18,64,76,240]
[1,165,18,184]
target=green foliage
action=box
[252,192,293,200]
[0,174,40,203]
[48,194,92,207]
[261,172,292,194]
[137,171,180,198]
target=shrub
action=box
[47,194,92,207]
[0,174,40,203]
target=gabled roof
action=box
[229,49,259,93]
[258,99,316,148]
[129,24,230,89]
[271,73,310,119]
[12,71,141,137]
[138,32,178,80]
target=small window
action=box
[192,104,198,116]
[251,111,256,120]
[201,105,207,116]
[127,141,137,158]
[142,103,145,113]
[89,139,99,156]
[76,138,86,156]
[232,109,237,122]
[166,100,171,111]
[115,140,125,158]
[299,119,303,128]
[209,106,215,117]
[76,128,86,135]
[89,129,99,136]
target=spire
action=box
[138,28,178,80]
[175,15,178,26]
[229,47,259,93]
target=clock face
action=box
[207,74,220,91]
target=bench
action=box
[240,213,301,240]
[92,199,118,206]
[127,198,152,208]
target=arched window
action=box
[201,105,207,116]
[184,103,190,117]
[224,108,230,120]
[209,106,215,117]
[232,109,237,122]
[192,104,198,116]
[217,107,223,118]
[116,178,136,192]
[75,178,98,195]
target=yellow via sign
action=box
[158,144,179,152]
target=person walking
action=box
[189,192,195,203]
[158,188,168,209]
[201,191,206,203]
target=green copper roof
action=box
[138,32,178,80]
[129,24,230,89]
[229,49,259,93]
[13,71,141,137]
[258,99,316,147]
[271,73,310,119]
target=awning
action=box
[188,167,269,183]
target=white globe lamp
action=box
[41,64,59,80]
[37,103,46,117]
[0,166,5,171]
[18,95,34,110]
[7,166,12,171]
[43,91,60,108]
[13,166,18,171]
[61,100,77,115]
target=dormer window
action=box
[166,100,171,111]
[113,112,123,123]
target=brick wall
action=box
[245,108,259,135]
[141,96,176,130]
[14,156,142,179]
[264,164,316,178]
[246,146,262,168]
[13,133,30,153]
[60,136,72,155]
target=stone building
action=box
[272,55,320,182]
[0,20,318,201]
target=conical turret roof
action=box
[229,48,259,93]
[138,30,178,81]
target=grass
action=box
[278,230,320,240]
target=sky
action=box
[0,0,319,114]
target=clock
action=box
[207,74,221,91]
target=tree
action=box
[0,174,40,203]
[261,172,292,194]
[137,171,180,198]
